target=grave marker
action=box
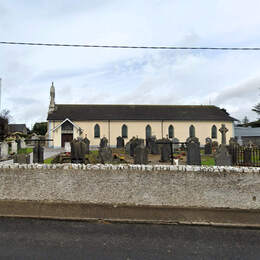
[186,137,201,165]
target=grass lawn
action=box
[201,156,215,166]
[18,148,33,154]
[44,157,54,164]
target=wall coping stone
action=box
[0,163,259,173]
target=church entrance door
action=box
[61,134,73,147]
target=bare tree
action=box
[0,109,13,123]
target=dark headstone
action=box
[146,136,159,154]
[100,137,108,148]
[33,145,44,163]
[204,138,212,155]
[16,139,21,151]
[186,137,201,165]
[212,141,219,149]
[14,154,30,164]
[157,138,171,162]
[204,142,212,155]
[205,137,212,144]
[116,136,125,148]
[83,137,90,154]
[125,141,131,154]
[214,145,232,166]
[99,147,113,164]
[134,145,148,164]
[70,139,86,163]
[130,138,144,157]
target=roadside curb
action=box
[1,200,260,228]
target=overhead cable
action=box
[0,41,260,51]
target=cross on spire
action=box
[219,124,228,145]
[48,82,56,113]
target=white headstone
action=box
[20,138,27,149]
[11,140,17,154]
[0,142,9,159]
[65,142,71,153]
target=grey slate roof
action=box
[8,124,27,134]
[47,104,236,122]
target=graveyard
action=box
[41,124,259,167]
[0,121,259,167]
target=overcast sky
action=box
[1,0,260,127]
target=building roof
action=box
[47,104,236,122]
[8,124,27,133]
[234,126,260,137]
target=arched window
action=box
[122,124,128,138]
[189,125,195,138]
[146,125,152,139]
[211,125,217,139]
[168,125,174,138]
[94,124,100,138]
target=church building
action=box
[47,83,236,148]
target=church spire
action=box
[48,82,56,113]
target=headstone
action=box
[11,140,17,154]
[33,144,44,163]
[16,139,21,151]
[64,142,71,153]
[130,138,144,157]
[83,137,90,154]
[186,137,201,165]
[214,145,232,166]
[100,137,108,148]
[99,147,113,164]
[204,137,212,155]
[70,139,86,163]
[14,154,30,164]
[116,136,124,148]
[134,145,148,164]
[212,141,219,150]
[205,137,212,144]
[125,141,131,154]
[20,138,26,149]
[219,124,228,145]
[172,137,180,152]
[0,142,8,159]
[146,136,159,154]
[157,138,171,162]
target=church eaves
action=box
[47,104,236,122]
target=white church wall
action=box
[49,120,234,147]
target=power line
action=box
[1,41,260,51]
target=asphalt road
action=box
[0,218,260,259]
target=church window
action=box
[122,124,128,138]
[189,125,195,138]
[146,125,152,139]
[94,124,100,138]
[211,125,217,139]
[61,120,73,131]
[168,125,174,138]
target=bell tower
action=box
[48,82,56,113]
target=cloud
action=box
[2,0,260,126]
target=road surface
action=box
[0,217,260,259]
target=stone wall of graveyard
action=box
[0,164,259,210]
[49,119,234,147]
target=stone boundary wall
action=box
[0,164,259,211]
